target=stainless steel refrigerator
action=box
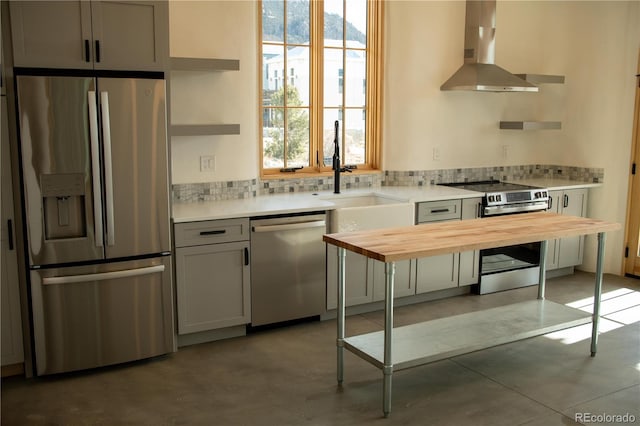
[16,74,174,375]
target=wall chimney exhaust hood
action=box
[441,0,538,92]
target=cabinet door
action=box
[558,188,588,268]
[416,253,460,293]
[372,259,416,301]
[327,245,372,309]
[175,242,250,334]
[459,198,481,286]
[1,94,24,366]
[91,1,168,71]
[9,1,93,69]
[545,191,562,271]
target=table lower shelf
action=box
[343,300,592,371]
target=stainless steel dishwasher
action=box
[250,212,327,326]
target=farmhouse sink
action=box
[322,193,414,233]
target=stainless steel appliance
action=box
[16,73,174,375]
[440,0,538,92]
[250,212,326,326]
[441,181,549,294]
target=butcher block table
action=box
[323,212,621,417]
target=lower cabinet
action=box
[372,259,415,301]
[546,188,588,270]
[326,246,372,309]
[415,199,462,294]
[416,254,460,293]
[174,219,250,335]
[327,197,482,310]
[459,197,482,286]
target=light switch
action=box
[200,155,216,172]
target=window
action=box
[260,0,383,175]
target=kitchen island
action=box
[323,212,620,417]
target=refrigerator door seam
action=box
[41,264,165,285]
[100,91,115,247]
[88,90,104,247]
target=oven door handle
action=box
[484,202,549,216]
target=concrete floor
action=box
[2,271,639,425]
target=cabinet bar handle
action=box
[548,197,553,210]
[199,229,226,236]
[244,247,249,266]
[84,39,90,62]
[7,220,14,251]
[430,208,450,214]
[95,40,101,63]
[563,194,569,208]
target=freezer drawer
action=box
[30,257,175,375]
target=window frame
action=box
[259,0,383,177]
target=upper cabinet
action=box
[9,0,168,71]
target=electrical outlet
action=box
[502,145,509,160]
[200,155,216,172]
[433,147,441,161]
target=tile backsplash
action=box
[382,164,604,187]
[172,164,603,202]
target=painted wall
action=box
[169,1,640,274]
[169,0,258,183]
[383,1,640,274]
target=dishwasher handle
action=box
[252,220,326,233]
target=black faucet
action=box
[332,120,352,194]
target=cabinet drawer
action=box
[416,200,462,223]
[174,218,250,247]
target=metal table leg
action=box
[383,262,395,418]
[538,240,548,300]
[337,247,346,384]
[591,232,606,357]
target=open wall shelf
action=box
[499,121,562,130]
[515,74,565,84]
[170,57,240,71]
[169,57,241,137]
[500,74,565,130]
[171,124,240,137]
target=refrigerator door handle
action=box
[88,91,104,247]
[100,91,115,247]
[41,265,165,285]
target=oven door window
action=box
[480,242,541,274]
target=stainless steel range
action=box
[441,181,549,294]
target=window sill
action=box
[261,168,382,180]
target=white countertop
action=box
[172,180,599,223]
[508,178,602,191]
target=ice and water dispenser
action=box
[41,173,87,240]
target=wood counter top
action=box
[323,212,621,263]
